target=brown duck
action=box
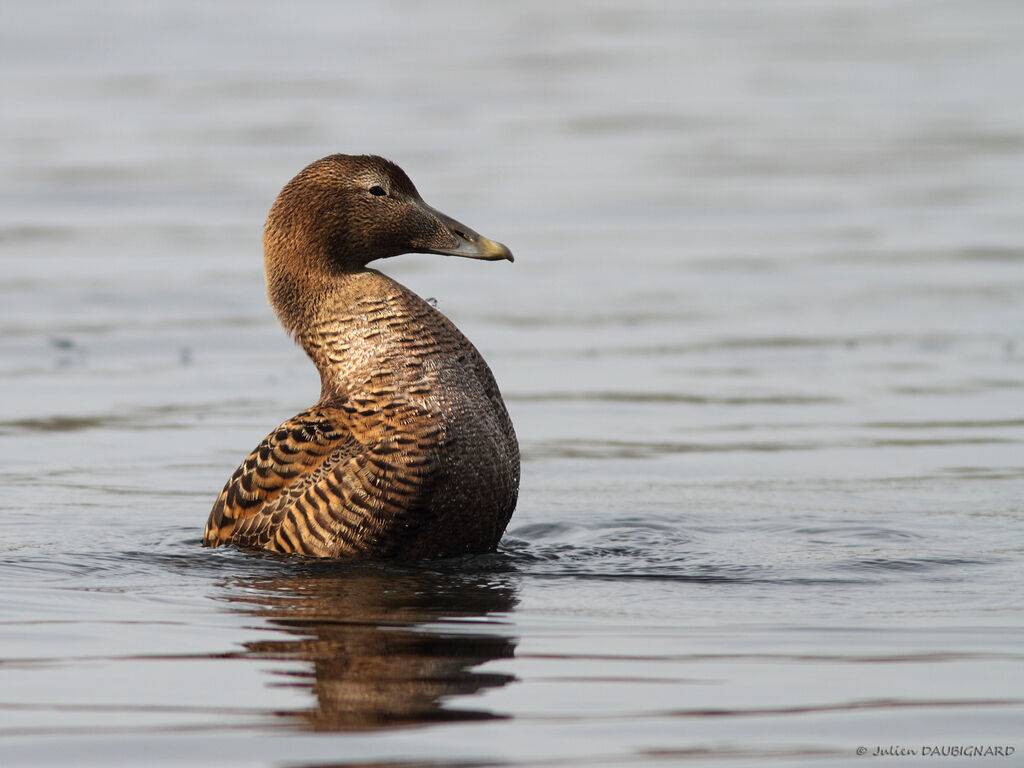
[202,154,519,558]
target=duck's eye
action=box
[368,185,387,197]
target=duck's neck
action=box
[275,269,409,405]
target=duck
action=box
[202,154,519,558]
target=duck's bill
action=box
[416,206,514,262]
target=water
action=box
[2,1,1024,765]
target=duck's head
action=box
[263,154,512,332]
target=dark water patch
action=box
[640,748,843,763]
[0,700,274,717]
[658,697,1024,719]
[0,398,271,435]
[287,762,504,768]
[507,523,577,542]
[519,648,1024,664]
[508,569,838,586]
[528,429,1022,460]
[886,385,974,396]
[1,314,270,342]
[0,322,119,339]
[486,310,703,329]
[287,763,505,768]
[892,379,1024,396]
[866,418,1024,430]
[526,438,822,460]
[699,420,820,433]
[790,525,921,542]
[899,128,1024,157]
[49,336,77,351]
[833,556,996,576]
[508,391,839,406]
[866,437,1017,448]
[0,225,76,244]
[0,415,188,436]
[958,246,1024,263]
[0,541,245,589]
[684,366,759,378]
[0,415,112,433]
[940,466,1024,480]
[507,333,939,359]
[0,720,284,739]
[573,332,1024,360]
[555,335,899,358]
[971,378,1024,391]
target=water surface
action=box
[2,1,1024,765]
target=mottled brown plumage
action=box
[203,154,519,558]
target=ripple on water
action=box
[833,556,1000,576]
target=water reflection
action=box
[220,560,518,730]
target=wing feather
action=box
[202,402,441,557]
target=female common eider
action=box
[202,155,519,558]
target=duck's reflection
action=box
[223,560,518,730]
